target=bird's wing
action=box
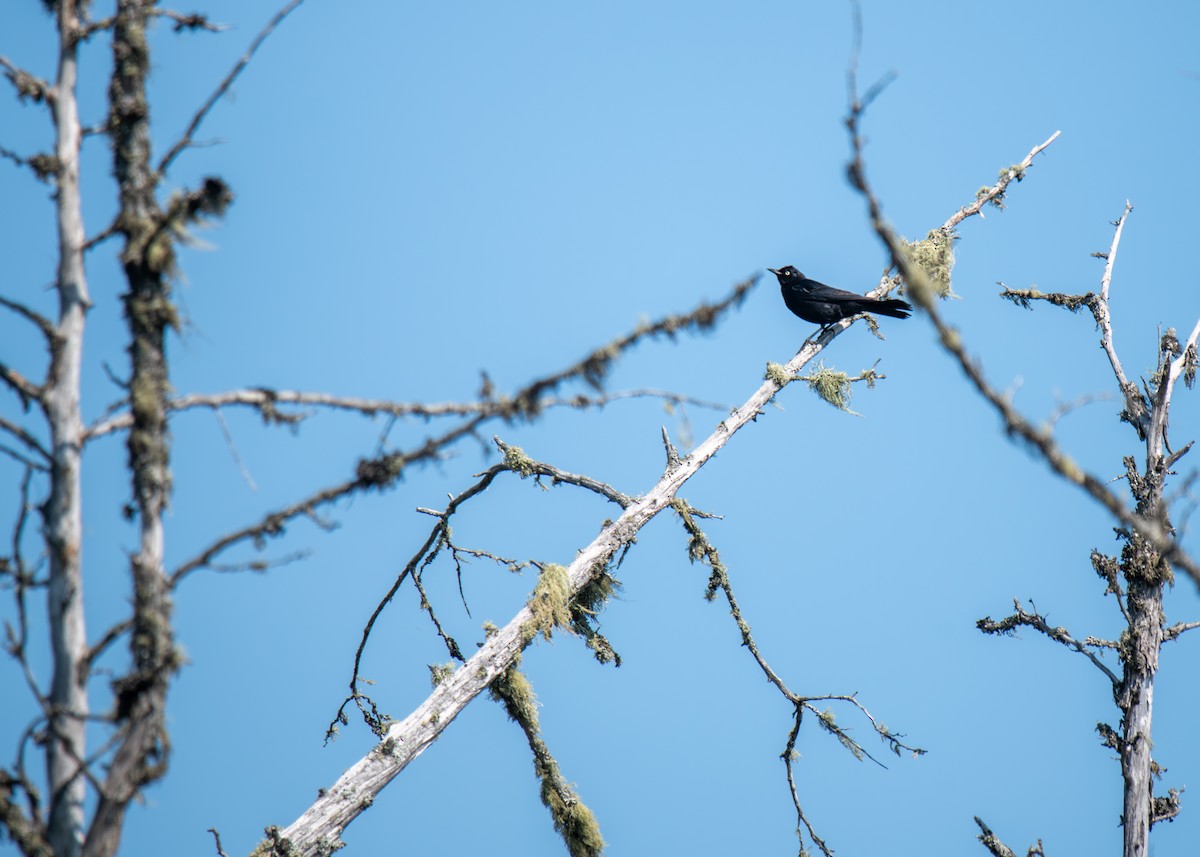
[792,282,867,303]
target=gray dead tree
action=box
[847,70,1199,857]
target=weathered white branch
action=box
[42,4,92,855]
[1147,317,1200,464]
[1094,202,1144,431]
[941,130,1061,232]
[273,339,833,854]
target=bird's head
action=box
[767,265,803,282]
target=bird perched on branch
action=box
[768,265,913,327]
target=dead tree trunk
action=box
[43,4,90,855]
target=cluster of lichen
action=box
[764,361,793,388]
[898,229,955,298]
[570,566,621,666]
[524,563,572,643]
[355,452,406,489]
[503,443,538,478]
[975,163,1027,210]
[490,661,605,857]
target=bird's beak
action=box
[766,267,780,275]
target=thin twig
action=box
[83,386,728,440]
[941,133,1061,232]
[153,10,227,33]
[0,417,50,462]
[0,363,44,409]
[208,827,230,857]
[171,280,753,584]
[157,0,306,175]
[1093,203,1145,433]
[82,222,120,253]
[1163,620,1200,642]
[0,55,54,104]
[782,707,833,857]
[213,408,257,491]
[0,143,29,170]
[0,295,59,344]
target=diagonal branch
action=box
[0,363,43,410]
[941,132,1061,232]
[156,0,306,175]
[845,98,1200,590]
[0,55,54,105]
[169,277,755,585]
[0,418,49,463]
[0,295,59,345]
[0,143,31,172]
[330,438,633,740]
[268,311,836,854]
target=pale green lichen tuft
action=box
[764,361,793,388]
[899,229,955,298]
[540,779,605,857]
[428,662,457,687]
[490,663,606,857]
[800,363,860,415]
[503,444,537,478]
[525,563,572,641]
[490,662,541,733]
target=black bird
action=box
[768,265,912,326]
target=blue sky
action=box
[3,1,1200,855]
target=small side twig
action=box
[207,827,230,857]
[157,0,306,175]
[978,599,1120,686]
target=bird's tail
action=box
[872,299,913,320]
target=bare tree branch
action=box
[845,106,1200,589]
[675,498,923,854]
[84,386,728,440]
[0,143,31,172]
[152,10,226,33]
[0,417,50,463]
[0,769,52,857]
[978,820,1015,857]
[943,133,1061,231]
[0,55,54,105]
[783,708,832,857]
[156,0,306,175]
[329,437,632,739]
[1148,318,1200,460]
[269,306,839,853]
[1094,202,1143,429]
[0,295,59,345]
[1163,620,1200,642]
[0,363,43,410]
[845,58,1192,857]
[169,277,755,586]
[977,600,1120,685]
